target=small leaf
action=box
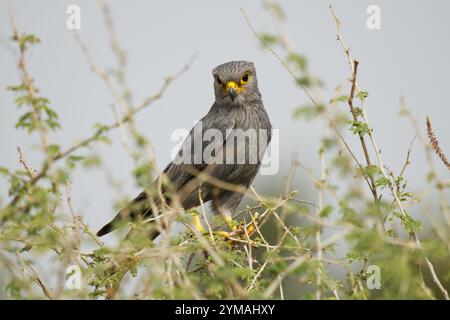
[356,91,369,100]
[259,33,279,46]
[293,104,325,121]
[320,205,333,218]
[330,95,348,104]
[349,120,370,135]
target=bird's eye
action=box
[241,73,249,84]
[216,77,223,85]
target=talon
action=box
[214,230,237,247]
[215,230,231,238]
[245,222,256,235]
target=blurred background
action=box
[1,0,449,283]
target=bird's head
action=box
[212,61,261,106]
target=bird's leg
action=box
[223,212,238,231]
[222,211,259,239]
[220,207,241,235]
[213,192,241,230]
[189,209,206,234]
[190,210,232,238]
[213,192,254,239]
[219,209,255,240]
[216,216,258,241]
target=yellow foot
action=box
[189,210,206,234]
[244,221,256,236]
[190,212,257,242]
[219,218,257,239]
[215,230,232,238]
[223,216,239,231]
[189,211,235,239]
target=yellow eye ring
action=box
[240,73,250,85]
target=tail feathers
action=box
[96,191,151,237]
[96,221,114,237]
[96,207,139,237]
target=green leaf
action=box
[329,95,348,104]
[15,112,34,131]
[393,211,423,233]
[93,123,110,133]
[0,166,9,176]
[287,53,308,71]
[375,176,391,188]
[259,33,279,46]
[82,155,102,168]
[353,107,363,117]
[15,95,30,107]
[295,76,311,87]
[349,120,370,135]
[48,144,61,157]
[97,135,111,145]
[404,213,422,233]
[293,103,325,121]
[17,33,41,50]
[53,169,69,184]
[6,279,25,299]
[7,83,28,92]
[359,165,381,177]
[386,229,396,237]
[319,205,333,218]
[356,91,369,100]
[66,155,85,170]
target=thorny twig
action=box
[8,0,49,153]
[240,8,374,194]
[4,54,196,211]
[347,61,378,201]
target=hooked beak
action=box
[226,81,240,101]
[228,87,237,101]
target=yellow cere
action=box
[225,81,242,93]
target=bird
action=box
[96,61,272,240]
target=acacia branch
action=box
[348,60,378,200]
[240,8,374,193]
[8,0,50,153]
[3,55,196,211]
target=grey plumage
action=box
[97,61,272,238]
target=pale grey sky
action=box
[1,0,449,243]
